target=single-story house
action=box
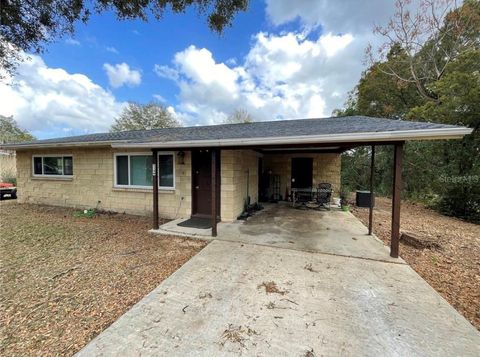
[1,116,472,257]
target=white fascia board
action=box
[0,141,126,150]
[111,127,473,149]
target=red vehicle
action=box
[0,182,17,200]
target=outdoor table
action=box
[291,187,333,207]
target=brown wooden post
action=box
[152,149,159,230]
[390,142,404,258]
[368,145,375,235]
[211,149,217,237]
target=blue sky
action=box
[0,0,398,139]
[45,1,268,105]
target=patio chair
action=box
[316,183,332,210]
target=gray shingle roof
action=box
[3,116,469,149]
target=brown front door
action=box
[291,157,313,189]
[192,150,220,218]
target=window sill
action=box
[31,176,74,181]
[112,187,176,193]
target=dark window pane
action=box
[43,157,63,175]
[130,155,152,186]
[116,155,129,185]
[159,155,174,187]
[34,157,42,175]
[63,157,73,175]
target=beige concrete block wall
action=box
[15,148,337,221]
[221,150,259,221]
[263,153,341,198]
[15,148,191,219]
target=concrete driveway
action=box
[78,238,480,356]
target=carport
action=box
[111,116,472,258]
[154,202,400,262]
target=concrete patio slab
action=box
[153,203,401,263]
[78,240,480,357]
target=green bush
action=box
[2,175,16,186]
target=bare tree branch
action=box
[367,0,475,102]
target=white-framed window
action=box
[114,152,175,189]
[32,155,73,177]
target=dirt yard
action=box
[351,197,480,330]
[0,202,207,356]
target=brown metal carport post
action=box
[152,149,159,230]
[390,142,404,258]
[368,145,375,235]
[211,149,217,237]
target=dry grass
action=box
[257,281,288,295]
[351,197,480,330]
[220,324,258,348]
[0,201,207,356]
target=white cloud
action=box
[320,33,354,57]
[154,30,359,125]
[261,0,415,110]
[153,94,167,103]
[154,64,179,81]
[226,57,237,66]
[106,46,119,54]
[0,54,125,138]
[174,46,240,95]
[265,0,395,33]
[65,38,81,46]
[151,0,404,125]
[103,62,141,88]
[166,106,176,115]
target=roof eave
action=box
[111,127,473,149]
[0,127,472,150]
[0,140,128,150]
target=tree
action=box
[0,115,35,143]
[0,0,249,76]
[358,46,424,119]
[224,109,253,124]
[338,0,480,222]
[334,45,423,119]
[366,0,479,102]
[335,46,423,197]
[409,49,480,221]
[110,102,180,132]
